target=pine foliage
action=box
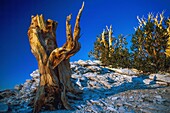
[131,12,170,72]
[89,12,170,73]
[165,18,170,57]
[89,25,130,68]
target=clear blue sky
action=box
[0,0,170,90]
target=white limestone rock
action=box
[86,66,102,72]
[143,79,153,85]
[77,60,89,66]
[107,106,118,112]
[1,60,170,113]
[118,106,126,113]
[30,69,40,78]
[93,60,102,65]
[84,73,97,79]
[111,68,139,75]
[14,84,23,90]
[149,74,170,84]
[86,60,99,66]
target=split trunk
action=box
[27,3,84,113]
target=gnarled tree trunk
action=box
[27,3,84,113]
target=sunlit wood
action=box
[27,2,84,113]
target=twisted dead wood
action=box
[27,2,84,113]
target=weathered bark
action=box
[100,25,113,57]
[166,18,170,57]
[27,2,84,113]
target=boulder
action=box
[86,66,102,72]
[77,60,89,66]
[110,68,139,75]
[93,60,102,65]
[86,60,100,66]
[14,84,23,90]
[30,69,40,78]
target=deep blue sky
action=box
[0,0,170,90]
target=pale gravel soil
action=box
[42,86,170,113]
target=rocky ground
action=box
[0,60,170,113]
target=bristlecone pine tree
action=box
[131,12,170,72]
[112,34,130,68]
[89,25,130,68]
[89,25,115,66]
[165,18,170,57]
[27,3,84,113]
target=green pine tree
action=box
[131,12,170,72]
[89,26,130,68]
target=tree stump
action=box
[27,3,84,113]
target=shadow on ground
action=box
[72,73,167,108]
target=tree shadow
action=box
[107,74,160,95]
[149,75,157,85]
[74,73,167,107]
